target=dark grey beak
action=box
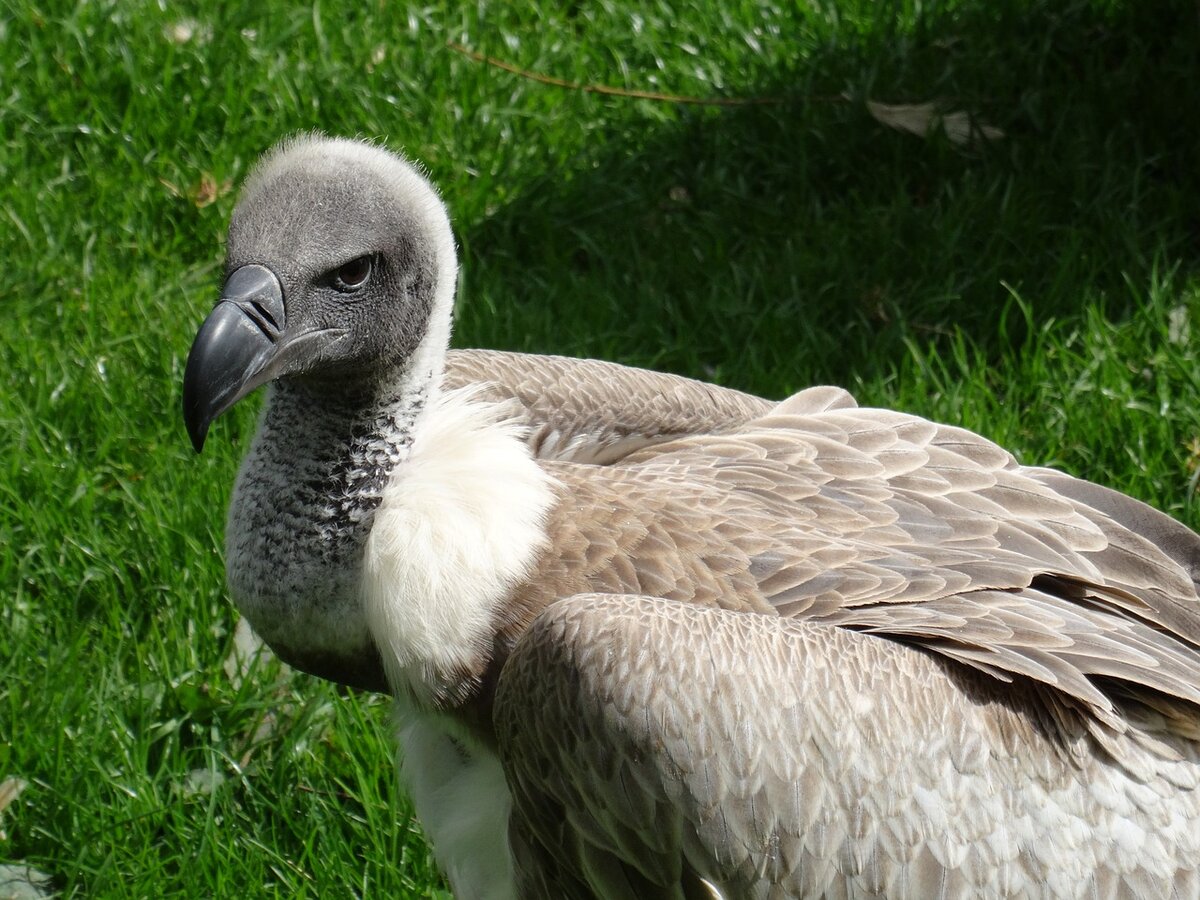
[182,265,287,452]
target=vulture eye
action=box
[330,255,374,293]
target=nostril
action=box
[250,300,280,331]
[236,300,281,341]
[220,264,286,338]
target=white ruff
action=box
[362,386,556,699]
[395,701,516,900]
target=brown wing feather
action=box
[443,349,772,463]
[513,391,1200,738]
[496,595,1200,898]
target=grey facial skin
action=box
[184,139,447,455]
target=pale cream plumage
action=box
[185,137,1200,900]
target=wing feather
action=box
[523,390,1200,736]
[443,349,771,464]
[496,595,1200,898]
[499,373,1200,892]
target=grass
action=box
[2,0,1199,895]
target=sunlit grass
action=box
[2,0,1198,895]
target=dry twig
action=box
[446,41,789,107]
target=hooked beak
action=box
[182,265,285,452]
[181,265,342,452]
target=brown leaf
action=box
[0,779,26,818]
[939,110,1005,145]
[867,100,1004,146]
[160,173,233,207]
[1185,437,1200,474]
[190,172,233,208]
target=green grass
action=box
[2,0,1199,895]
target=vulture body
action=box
[182,136,1200,899]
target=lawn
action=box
[2,0,1198,895]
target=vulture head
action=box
[181,136,462,694]
[183,136,456,452]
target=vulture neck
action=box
[269,305,454,545]
[259,315,556,718]
[271,369,439,540]
[223,349,443,696]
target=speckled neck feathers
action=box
[224,370,435,685]
[310,385,427,548]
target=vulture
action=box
[182,135,1200,899]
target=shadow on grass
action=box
[455,0,1200,396]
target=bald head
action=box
[183,135,460,449]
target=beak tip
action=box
[182,394,211,453]
[182,366,215,454]
[189,426,208,454]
